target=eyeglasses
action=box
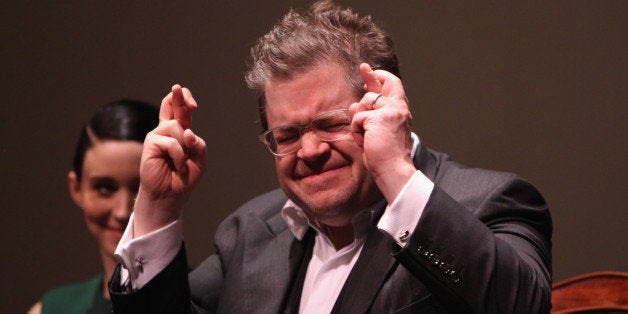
[259,109,352,156]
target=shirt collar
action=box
[281,199,386,241]
[410,132,420,159]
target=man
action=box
[110,1,552,313]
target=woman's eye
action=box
[93,181,118,197]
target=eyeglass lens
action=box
[264,110,351,155]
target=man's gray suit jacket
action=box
[110,143,552,313]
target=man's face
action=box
[264,63,382,227]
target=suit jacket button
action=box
[449,270,460,283]
[432,257,440,265]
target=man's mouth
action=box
[295,163,347,180]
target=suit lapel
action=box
[223,203,307,313]
[331,224,397,314]
[283,228,315,313]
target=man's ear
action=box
[68,171,83,208]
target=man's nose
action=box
[296,132,329,159]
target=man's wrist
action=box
[133,188,183,237]
[373,160,417,204]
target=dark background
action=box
[2,1,626,312]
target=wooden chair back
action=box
[551,271,628,313]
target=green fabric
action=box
[41,273,111,314]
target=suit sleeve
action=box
[109,243,193,313]
[393,176,552,314]
[110,244,229,314]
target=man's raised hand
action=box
[134,85,207,236]
[349,64,415,203]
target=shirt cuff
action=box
[114,212,184,291]
[377,170,434,247]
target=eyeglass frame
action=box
[258,109,352,156]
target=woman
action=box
[29,99,158,314]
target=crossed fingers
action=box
[160,84,198,130]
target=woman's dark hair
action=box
[72,99,159,180]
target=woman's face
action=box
[69,140,143,261]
